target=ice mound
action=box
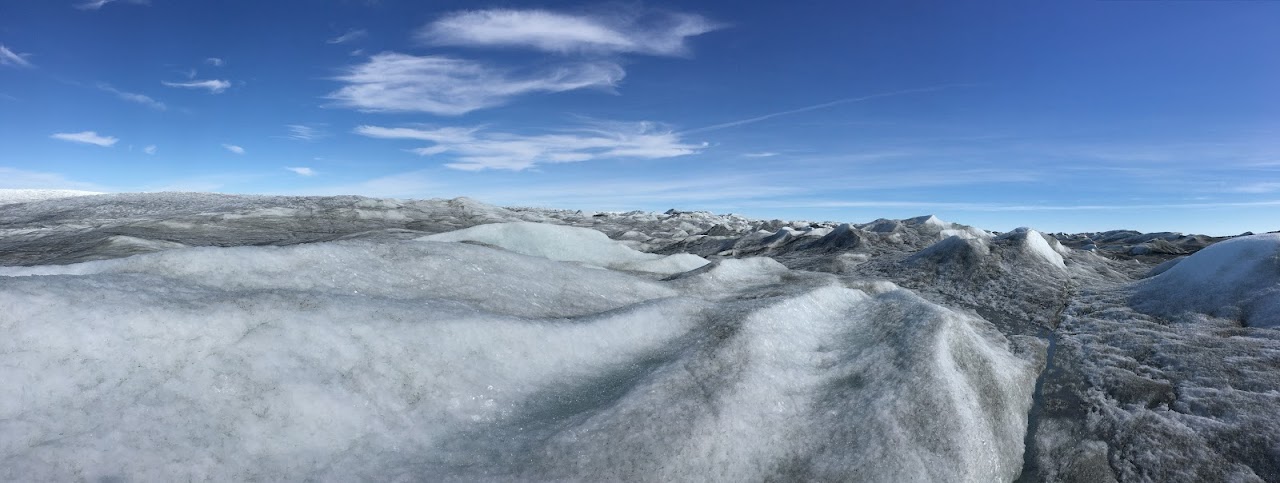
[1133,233,1280,327]
[0,236,1039,481]
[999,228,1066,268]
[420,221,709,275]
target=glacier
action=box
[1,190,1277,482]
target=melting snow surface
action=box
[0,225,1038,481]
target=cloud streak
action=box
[0,44,33,68]
[328,53,622,115]
[222,144,245,155]
[418,9,719,56]
[51,131,118,147]
[285,167,316,176]
[355,121,705,171]
[755,199,1280,212]
[98,84,166,110]
[327,29,367,44]
[284,124,326,141]
[75,0,147,11]
[0,167,105,190]
[682,85,966,134]
[162,79,231,94]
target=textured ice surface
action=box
[3,192,1278,482]
[1,229,1037,481]
[1133,233,1280,327]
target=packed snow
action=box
[1,192,1277,482]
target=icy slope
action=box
[0,230,1039,481]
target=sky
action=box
[1,0,1278,235]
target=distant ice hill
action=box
[1,192,1276,482]
[0,188,103,205]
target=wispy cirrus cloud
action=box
[75,0,147,11]
[744,152,779,158]
[756,198,1280,212]
[143,145,157,155]
[328,53,622,115]
[355,121,705,171]
[285,167,317,176]
[0,44,33,68]
[51,131,119,147]
[1231,182,1280,194]
[0,167,106,190]
[327,29,367,44]
[682,85,966,134]
[418,9,719,56]
[283,124,327,141]
[222,144,245,155]
[97,84,166,110]
[205,57,224,67]
[162,79,231,94]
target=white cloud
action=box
[222,144,245,155]
[205,57,224,67]
[50,131,118,147]
[418,9,719,56]
[328,53,622,115]
[285,167,317,176]
[162,79,231,94]
[327,29,367,44]
[97,84,166,110]
[744,152,778,158]
[284,124,327,141]
[0,44,33,68]
[355,121,705,171]
[143,145,157,155]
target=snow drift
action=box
[0,227,1039,481]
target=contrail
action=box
[680,84,970,135]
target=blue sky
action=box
[1,0,1278,235]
